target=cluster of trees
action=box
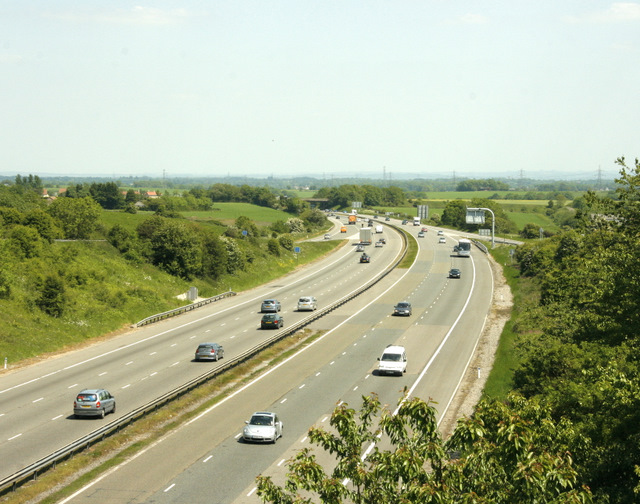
[56,181,312,216]
[0,179,330,318]
[509,157,640,503]
[455,178,510,191]
[107,212,315,281]
[313,185,407,208]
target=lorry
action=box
[413,216,421,226]
[359,227,372,245]
[348,214,357,225]
[375,225,383,234]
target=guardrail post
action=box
[4,357,6,369]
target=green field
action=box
[181,203,293,225]
[505,211,558,233]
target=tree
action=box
[9,225,44,258]
[149,220,201,279]
[36,274,65,317]
[520,222,540,239]
[257,393,591,504]
[441,200,467,228]
[23,208,62,242]
[89,182,125,209]
[48,196,101,239]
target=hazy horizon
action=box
[2,2,638,181]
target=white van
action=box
[377,345,407,376]
[297,296,317,311]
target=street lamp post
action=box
[466,207,495,248]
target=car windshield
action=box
[381,353,401,362]
[250,415,274,426]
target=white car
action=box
[438,237,446,244]
[324,233,331,240]
[377,345,407,376]
[375,241,384,247]
[437,230,444,236]
[297,296,317,311]
[243,411,283,443]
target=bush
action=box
[278,235,294,251]
[267,239,280,256]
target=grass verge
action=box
[482,246,522,399]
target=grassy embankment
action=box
[0,204,339,367]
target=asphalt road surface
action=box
[55,224,494,504]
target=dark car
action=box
[73,388,116,419]
[260,299,281,313]
[401,220,408,225]
[385,217,391,221]
[360,253,370,263]
[393,301,412,316]
[195,342,225,361]
[449,268,461,279]
[261,313,284,329]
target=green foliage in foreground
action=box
[487,157,640,504]
[257,393,592,504]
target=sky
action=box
[1,1,639,181]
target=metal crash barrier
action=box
[0,222,407,496]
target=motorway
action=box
[0,218,399,480]
[50,219,494,504]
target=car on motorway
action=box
[260,299,281,313]
[297,296,317,311]
[417,231,425,238]
[356,243,365,252]
[377,345,407,376]
[194,342,225,361]
[437,230,444,236]
[379,237,386,244]
[360,253,370,263]
[375,240,384,247]
[243,411,283,443]
[439,237,446,244]
[385,216,391,221]
[449,268,461,279]
[421,227,428,232]
[393,301,412,316]
[324,233,331,240]
[261,313,284,329]
[401,220,408,225]
[73,388,116,418]
[340,226,347,233]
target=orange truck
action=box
[348,214,357,225]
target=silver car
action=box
[194,342,225,361]
[243,411,283,443]
[297,296,317,311]
[260,299,281,313]
[73,388,116,418]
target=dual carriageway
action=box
[0,216,495,503]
